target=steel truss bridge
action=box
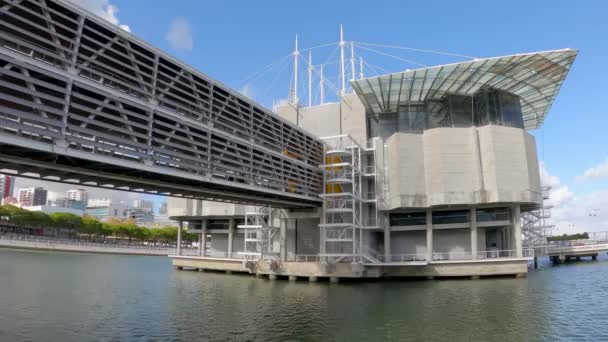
[0,0,324,207]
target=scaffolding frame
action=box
[522,186,554,247]
[320,134,380,263]
[238,206,279,261]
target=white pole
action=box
[350,41,355,82]
[320,64,325,104]
[308,49,312,107]
[339,25,345,96]
[293,34,299,105]
[359,57,364,80]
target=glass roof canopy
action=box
[351,49,578,130]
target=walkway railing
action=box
[294,249,533,264]
[0,233,176,255]
[535,243,608,256]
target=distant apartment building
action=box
[2,196,17,205]
[0,175,14,200]
[158,202,167,215]
[126,208,154,226]
[133,199,154,213]
[24,205,83,216]
[17,187,47,207]
[65,189,88,210]
[85,198,127,221]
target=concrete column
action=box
[426,209,433,262]
[177,220,183,256]
[384,221,391,262]
[227,218,235,258]
[201,219,208,257]
[197,230,203,256]
[280,217,287,262]
[470,207,477,260]
[512,205,522,258]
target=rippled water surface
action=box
[1,248,607,341]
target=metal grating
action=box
[0,0,323,207]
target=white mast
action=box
[308,50,312,107]
[339,25,345,96]
[292,34,299,105]
[350,41,355,82]
[320,64,325,105]
[359,57,364,80]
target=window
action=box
[390,212,426,226]
[432,210,470,224]
[476,207,510,222]
[366,88,524,139]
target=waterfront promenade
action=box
[0,233,195,256]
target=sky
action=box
[12,0,608,233]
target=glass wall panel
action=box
[426,100,449,129]
[448,95,473,127]
[390,212,426,226]
[432,210,470,224]
[365,88,524,139]
[499,91,524,128]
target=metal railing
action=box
[0,233,176,255]
[431,249,533,261]
[535,243,608,256]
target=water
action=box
[1,249,607,342]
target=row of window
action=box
[389,208,511,226]
[368,89,525,140]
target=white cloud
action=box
[540,162,573,208]
[67,0,130,32]
[576,159,608,181]
[540,163,608,235]
[240,84,254,99]
[165,17,193,52]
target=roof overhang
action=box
[351,49,578,130]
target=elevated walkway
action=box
[0,0,323,208]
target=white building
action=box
[66,189,88,202]
[169,49,577,280]
[133,199,154,213]
[17,187,47,207]
[85,198,127,221]
[24,205,83,216]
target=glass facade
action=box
[389,208,512,226]
[367,88,524,140]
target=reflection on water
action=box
[0,248,607,341]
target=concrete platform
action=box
[169,255,528,281]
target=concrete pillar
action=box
[512,205,522,258]
[280,216,287,262]
[309,276,318,282]
[197,232,203,257]
[177,220,183,256]
[288,275,297,281]
[384,220,391,262]
[470,207,477,260]
[201,219,208,257]
[426,209,433,262]
[269,274,277,280]
[329,276,340,283]
[227,218,235,258]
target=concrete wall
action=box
[390,227,487,256]
[385,125,542,210]
[274,93,367,144]
[391,231,427,256]
[386,133,426,208]
[167,198,246,218]
[478,125,542,204]
[434,229,470,255]
[295,218,320,255]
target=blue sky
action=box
[21,0,608,232]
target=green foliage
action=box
[0,204,183,243]
[547,232,590,242]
